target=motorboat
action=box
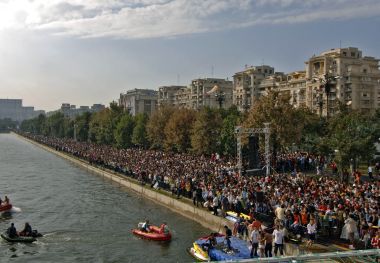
[132,224,171,241]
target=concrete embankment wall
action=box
[14,133,233,233]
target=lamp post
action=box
[74,123,78,141]
[313,73,339,118]
[215,92,225,109]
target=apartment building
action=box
[173,78,233,110]
[119,89,158,116]
[233,65,275,111]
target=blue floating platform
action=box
[195,236,251,261]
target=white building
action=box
[119,89,158,116]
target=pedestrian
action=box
[368,165,373,180]
[273,225,284,256]
[306,218,317,247]
[250,226,259,257]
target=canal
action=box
[0,134,209,262]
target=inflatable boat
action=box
[1,232,36,243]
[0,204,12,213]
[132,225,171,241]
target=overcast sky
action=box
[0,0,379,111]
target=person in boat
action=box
[4,196,9,205]
[159,222,169,235]
[224,225,232,250]
[140,219,151,232]
[201,232,217,252]
[7,223,18,238]
[19,222,33,237]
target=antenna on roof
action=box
[211,65,214,77]
[261,59,264,66]
[177,74,180,85]
[340,40,342,49]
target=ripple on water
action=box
[0,134,208,262]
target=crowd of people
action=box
[22,133,380,252]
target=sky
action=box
[0,0,379,111]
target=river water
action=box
[0,134,209,263]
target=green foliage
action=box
[89,109,115,144]
[75,112,92,141]
[324,110,380,169]
[115,113,135,148]
[146,105,175,149]
[191,107,222,155]
[45,112,65,138]
[132,113,149,148]
[220,108,241,156]
[164,108,196,152]
[17,95,380,166]
[245,91,307,151]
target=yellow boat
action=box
[188,242,210,262]
[226,211,251,221]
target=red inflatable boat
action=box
[132,225,172,241]
[0,204,12,213]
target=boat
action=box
[132,225,171,241]
[225,211,251,223]
[188,242,210,262]
[188,235,252,261]
[0,204,12,213]
[1,232,36,243]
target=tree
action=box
[323,110,380,172]
[45,112,65,138]
[132,113,149,148]
[220,107,241,156]
[244,91,310,152]
[88,109,114,144]
[146,105,175,149]
[115,113,135,148]
[164,108,196,152]
[191,107,222,155]
[75,112,92,142]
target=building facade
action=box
[233,65,275,111]
[157,86,186,107]
[236,47,380,116]
[173,78,233,110]
[0,99,45,122]
[305,47,380,116]
[119,89,158,116]
[48,103,105,118]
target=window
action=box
[351,52,356,57]
[363,69,367,73]
[343,51,347,56]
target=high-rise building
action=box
[0,99,45,122]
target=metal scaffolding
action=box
[235,123,270,176]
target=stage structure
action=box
[235,123,270,176]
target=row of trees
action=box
[20,91,380,170]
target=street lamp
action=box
[74,123,78,141]
[313,73,340,118]
[215,91,225,109]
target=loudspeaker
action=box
[248,136,260,169]
[256,191,264,203]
